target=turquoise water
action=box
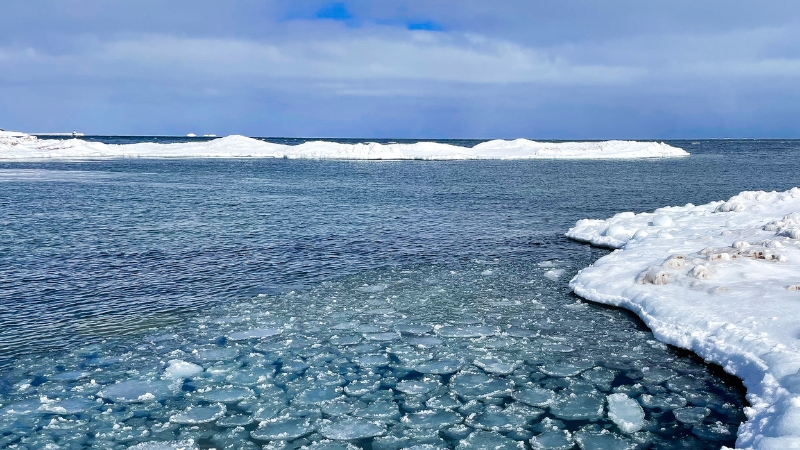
[1,139,798,448]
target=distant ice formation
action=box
[0,131,688,160]
[567,187,800,449]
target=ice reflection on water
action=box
[1,262,745,449]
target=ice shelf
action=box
[568,187,800,450]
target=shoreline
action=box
[0,132,688,161]
[567,188,800,449]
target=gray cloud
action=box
[1,1,799,137]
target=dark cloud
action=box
[1,0,799,137]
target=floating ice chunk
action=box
[451,372,514,399]
[540,343,575,353]
[413,359,463,375]
[357,284,387,293]
[581,367,617,387]
[300,439,359,450]
[199,387,255,403]
[402,410,463,429]
[473,358,517,375]
[282,359,311,374]
[513,387,554,407]
[574,429,635,450]
[195,347,239,361]
[364,332,401,341]
[301,441,360,450]
[406,336,443,348]
[354,400,401,421]
[38,397,94,415]
[318,417,386,440]
[639,368,675,384]
[228,328,282,341]
[321,398,359,416]
[51,371,89,381]
[436,325,495,338]
[543,269,566,281]
[163,360,203,379]
[395,379,440,395]
[250,416,315,441]
[344,380,380,396]
[606,393,645,434]
[549,394,605,421]
[396,324,433,335]
[667,377,707,393]
[538,362,592,377]
[690,421,734,441]
[673,406,711,424]
[170,403,226,424]
[387,344,432,365]
[330,334,362,346]
[426,394,461,410]
[98,380,173,403]
[529,430,574,450]
[127,441,199,450]
[455,430,524,450]
[638,393,687,411]
[217,414,254,427]
[466,407,537,432]
[353,354,390,368]
[332,322,360,331]
[253,401,289,421]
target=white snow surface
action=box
[567,187,800,449]
[0,132,688,160]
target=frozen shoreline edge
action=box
[0,132,689,160]
[566,188,800,450]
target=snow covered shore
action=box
[0,131,688,160]
[567,188,800,449]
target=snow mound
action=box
[0,131,688,160]
[567,187,800,449]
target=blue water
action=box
[1,139,798,449]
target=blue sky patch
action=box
[407,21,444,31]
[315,3,352,21]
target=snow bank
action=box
[567,187,800,449]
[0,132,688,160]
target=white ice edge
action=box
[566,187,800,450]
[0,131,688,160]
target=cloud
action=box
[1,0,800,137]
[0,29,644,89]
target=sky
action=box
[1,1,799,138]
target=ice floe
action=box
[0,262,746,448]
[0,131,688,160]
[567,187,800,449]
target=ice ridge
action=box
[0,131,689,160]
[567,187,800,449]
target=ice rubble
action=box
[0,262,746,448]
[567,187,800,449]
[0,131,689,160]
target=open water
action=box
[1,139,799,449]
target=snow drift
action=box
[0,132,688,160]
[567,187,800,449]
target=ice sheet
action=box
[567,187,800,449]
[0,132,688,160]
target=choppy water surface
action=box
[1,139,799,449]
